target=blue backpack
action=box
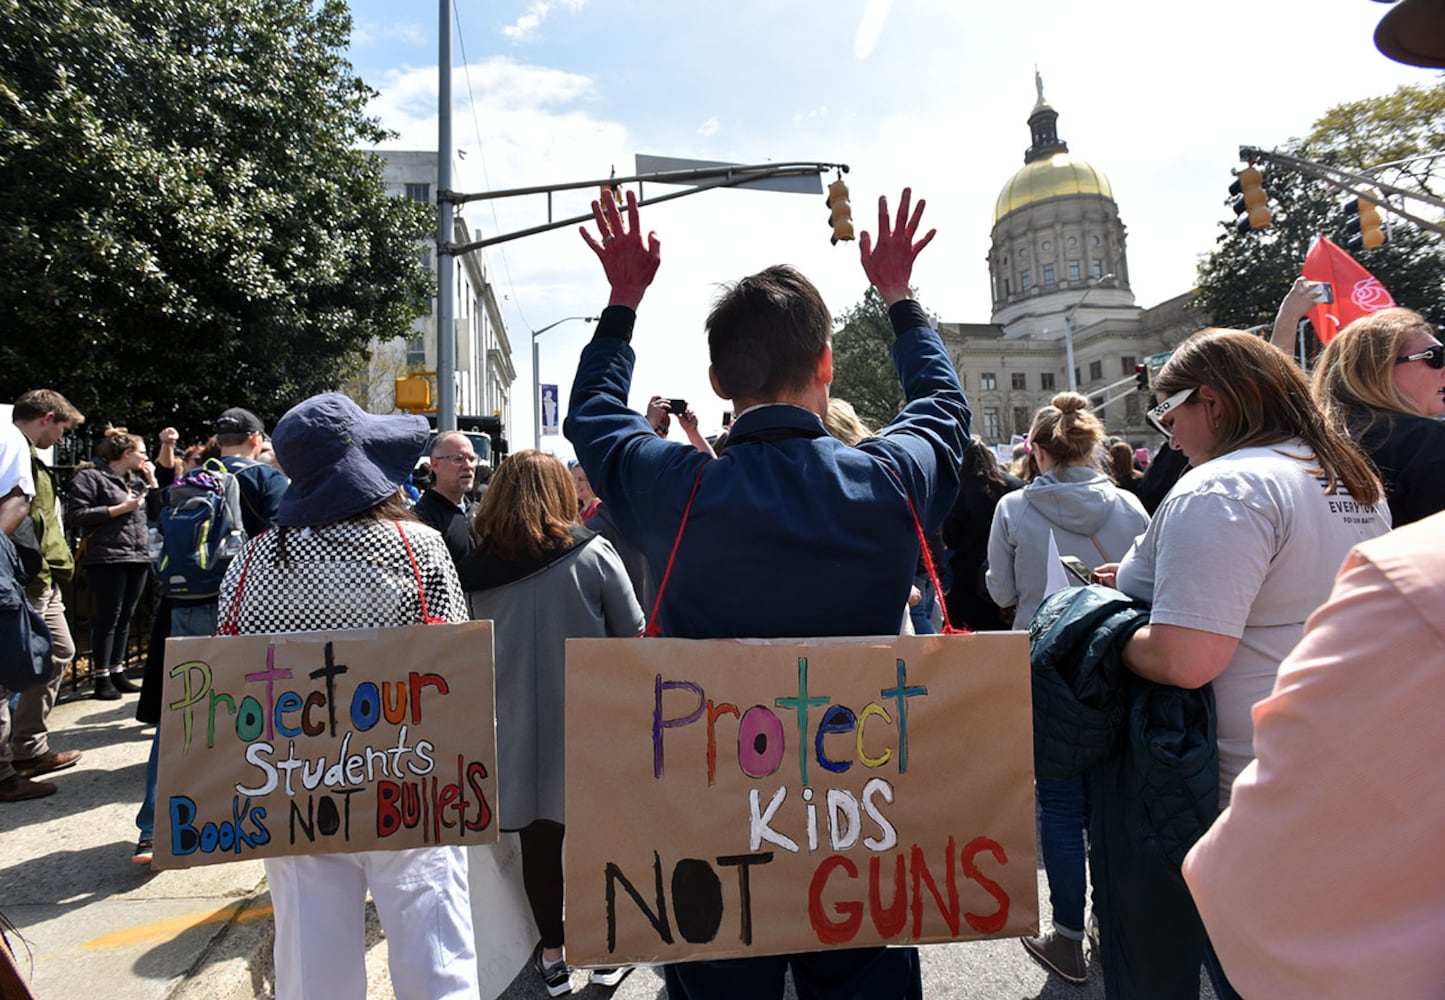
[154,460,247,599]
[0,529,51,691]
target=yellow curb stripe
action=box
[84,902,273,949]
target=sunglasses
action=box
[1146,387,1195,439]
[1395,343,1445,370]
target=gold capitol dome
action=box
[994,72,1114,222]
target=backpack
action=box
[0,529,51,691]
[154,460,247,599]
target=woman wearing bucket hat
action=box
[215,393,480,1000]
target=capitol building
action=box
[939,77,1202,446]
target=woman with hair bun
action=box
[65,427,158,699]
[986,391,1149,984]
[1311,306,1445,526]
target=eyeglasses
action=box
[1146,387,1195,439]
[1395,343,1445,370]
[433,454,478,466]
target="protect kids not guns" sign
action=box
[563,633,1037,967]
[154,622,497,869]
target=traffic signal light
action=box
[1135,363,1148,392]
[395,374,433,413]
[1228,166,1271,234]
[826,178,854,245]
[1345,192,1386,251]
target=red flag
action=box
[1300,236,1394,344]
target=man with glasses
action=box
[414,431,477,566]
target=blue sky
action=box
[343,0,1434,454]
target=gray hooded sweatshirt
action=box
[986,466,1149,628]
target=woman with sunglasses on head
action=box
[1311,307,1445,527]
[1095,329,1389,998]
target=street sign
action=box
[635,154,825,195]
[540,384,560,437]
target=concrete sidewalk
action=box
[0,688,1215,999]
[0,689,276,999]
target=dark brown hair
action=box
[95,426,142,462]
[12,389,84,425]
[707,265,831,401]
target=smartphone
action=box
[667,398,688,414]
[1303,280,1334,304]
[1059,555,1093,586]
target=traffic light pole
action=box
[1239,145,1445,238]
[437,161,848,255]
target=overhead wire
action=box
[451,0,533,333]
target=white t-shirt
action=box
[0,422,35,499]
[1115,441,1390,800]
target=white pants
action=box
[267,846,480,1000]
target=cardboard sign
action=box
[154,622,498,870]
[564,633,1038,967]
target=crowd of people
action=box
[2,184,1443,999]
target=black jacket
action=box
[1030,585,1218,999]
[64,465,151,565]
[413,489,474,566]
[1350,405,1445,527]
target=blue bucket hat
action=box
[271,393,429,527]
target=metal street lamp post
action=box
[532,316,596,451]
[1063,274,1116,392]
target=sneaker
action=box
[0,773,57,802]
[1022,930,1087,984]
[12,748,82,778]
[534,948,572,997]
[591,966,633,987]
[133,838,154,864]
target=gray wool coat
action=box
[465,534,644,829]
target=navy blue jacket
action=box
[565,300,969,639]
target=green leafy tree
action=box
[830,287,909,431]
[1194,81,1445,344]
[0,0,433,438]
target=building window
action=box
[1043,264,1055,286]
[1041,240,1052,251]
[1073,367,1081,387]
[419,248,432,272]
[1088,360,1103,381]
[1018,247,1029,258]
[1040,372,1056,391]
[1121,355,1137,375]
[1068,260,1081,281]
[406,335,425,367]
[1125,394,1140,420]
[982,408,1001,441]
[1011,372,1027,391]
[1092,260,1103,279]
[981,372,998,391]
[1067,236,1078,248]
[1004,278,1011,295]
[405,183,431,204]
[1020,270,1032,291]
[1013,406,1031,434]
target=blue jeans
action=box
[138,602,217,840]
[135,729,160,840]
[1037,775,1090,932]
[170,602,218,637]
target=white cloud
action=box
[792,106,828,124]
[502,0,589,42]
[696,117,720,137]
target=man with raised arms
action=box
[565,188,969,999]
